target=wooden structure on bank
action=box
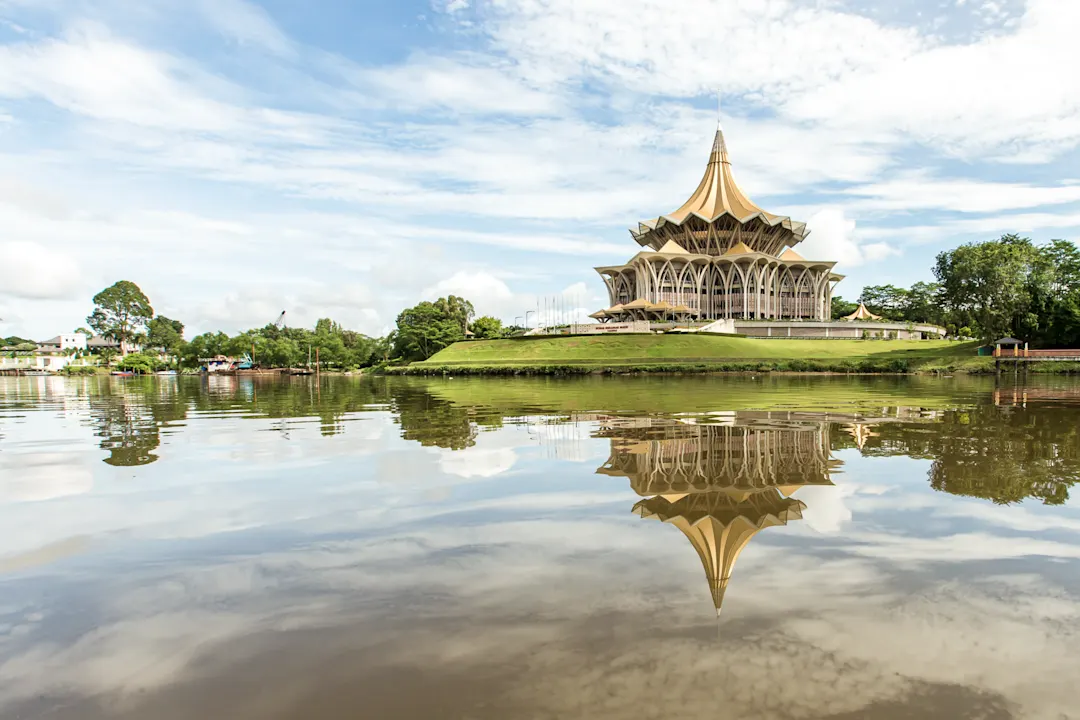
[593,125,842,323]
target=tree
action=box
[147,316,184,351]
[183,332,230,367]
[117,352,157,374]
[470,316,504,339]
[74,327,93,337]
[1029,240,1080,348]
[830,297,860,320]
[147,316,186,372]
[858,284,909,320]
[934,235,1040,342]
[393,298,467,361]
[87,281,154,354]
[434,296,475,336]
[372,332,396,364]
[902,282,944,325]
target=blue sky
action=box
[2,0,1079,338]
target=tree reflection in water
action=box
[843,405,1080,505]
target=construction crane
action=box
[272,311,286,329]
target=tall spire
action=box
[666,117,773,224]
[710,125,730,166]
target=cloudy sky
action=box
[2,0,1079,339]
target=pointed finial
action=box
[716,90,723,131]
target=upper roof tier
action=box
[631,127,809,254]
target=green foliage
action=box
[182,321,380,370]
[87,281,154,349]
[858,284,908,319]
[117,352,159,374]
[470,316,504,339]
[393,296,472,361]
[147,316,185,352]
[61,365,101,376]
[3,335,34,347]
[184,331,230,365]
[856,282,944,325]
[934,234,1080,346]
[934,234,1038,341]
[830,297,860,320]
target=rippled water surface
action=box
[2,375,1080,719]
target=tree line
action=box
[831,234,1080,345]
[74,282,513,371]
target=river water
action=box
[1,375,1079,719]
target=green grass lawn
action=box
[419,334,983,367]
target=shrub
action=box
[117,352,159,374]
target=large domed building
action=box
[587,126,945,339]
[592,125,840,324]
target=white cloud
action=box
[799,208,898,267]
[424,270,513,307]
[357,56,555,115]
[194,0,295,57]
[0,241,82,300]
[0,23,243,132]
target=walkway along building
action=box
[589,124,945,339]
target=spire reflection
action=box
[596,416,839,616]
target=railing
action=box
[1027,349,1080,358]
[993,347,1080,359]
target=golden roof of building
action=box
[843,302,883,321]
[634,489,806,615]
[656,239,689,254]
[634,128,809,243]
[779,248,806,261]
[622,298,652,310]
[723,241,756,257]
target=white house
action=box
[0,351,95,372]
[38,334,89,352]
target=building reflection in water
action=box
[596,415,840,616]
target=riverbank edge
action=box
[385,359,1080,376]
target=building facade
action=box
[592,126,842,324]
[38,334,88,352]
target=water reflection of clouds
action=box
[1,511,1077,719]
[5,381,1080,718]
[436,429,519,479]
[0,452,93,503]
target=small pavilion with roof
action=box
[592,124,842,323]
[842,302,882,321]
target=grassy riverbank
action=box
[393,335,1080,375]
